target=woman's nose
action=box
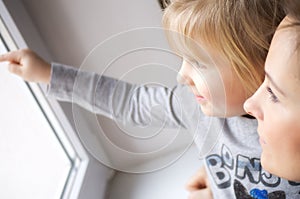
[177,60,194,85]
[243,89,264,121]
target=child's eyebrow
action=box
[265,70,286,97]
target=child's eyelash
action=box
[184,58,207,69]
[192,61,207,69]
[266,87,279,103]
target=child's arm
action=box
[0,49,187,128]
[49,62,186,128]
[0,49,51,83]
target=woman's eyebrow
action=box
[265,71,286,96]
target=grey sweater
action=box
[48,63,300,199]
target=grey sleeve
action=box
[47,63,187,128]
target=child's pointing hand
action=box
[0,49,51,84]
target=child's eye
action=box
[192,61,207,69]
[266,87,279,103]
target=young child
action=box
[244,0,300,182]
[1,0,297,198]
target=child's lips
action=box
[195,95,207,103]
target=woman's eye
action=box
[266,87,279,103]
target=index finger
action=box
[0,50,22,63]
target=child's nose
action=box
[244,94,264,121]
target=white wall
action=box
[20,0,170,67]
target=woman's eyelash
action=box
[266,87,279,103]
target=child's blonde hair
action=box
[162,0,285,95]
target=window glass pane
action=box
[0,22,73,199]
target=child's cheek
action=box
[202,86,212,101]
[204,80,224,103]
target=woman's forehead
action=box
[266,23,300,92]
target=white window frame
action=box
[0,1,89,198]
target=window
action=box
[0,2,88,199]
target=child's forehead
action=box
[168,32,219,64]
[180,43,213,64]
